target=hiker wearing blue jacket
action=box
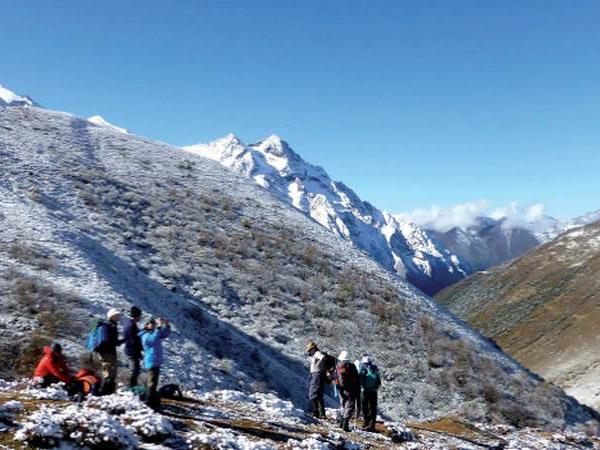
[139,317,171,410]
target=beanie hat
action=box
[338,350,350,361]
[362,355,372,364]
[107,308,121,320]
[51,342,62,354]
[130,306,142,318]
[144,317,156,327]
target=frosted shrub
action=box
[15,405,138,449]
[121,407,173,439]
[85,392,173,439]
[187,428,275,450]
[22,382,70,400]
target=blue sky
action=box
[2,0,599,219]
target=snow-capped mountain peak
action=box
[0,84,35,107]
[87,115,128,134]
[184,134,468,294]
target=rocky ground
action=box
[1,380,598,450]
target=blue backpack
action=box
[86,319,109,352]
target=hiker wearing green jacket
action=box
[359,356,381,431]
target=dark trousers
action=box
[146,367,161,410]
[307,372,326,418]
[128,356,141,387]
[362,390,378,429]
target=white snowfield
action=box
[184,134,467,295]
[0,89,598,433]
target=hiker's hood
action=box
[43,346,61,358]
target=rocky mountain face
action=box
[184,135,467,295]
[0,90,598,431]
[426,217,551,273]
[424,212,600,274]
[436,220,600,409]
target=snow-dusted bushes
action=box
[85,392,173,439]
[13,392,172,449]
[15,404,138,449]
[187,428,275,450]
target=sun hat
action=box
[338,350,350,361]
[106,308,121,320]
[306,341,317,352]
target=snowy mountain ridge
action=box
[0,84,35,107]
[184,135,468,295]
[88,115,129,134]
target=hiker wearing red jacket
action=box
[33,343,72,386]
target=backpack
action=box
[361,364,380,391]
[86,319,109,353]
[337,362,360,393]
[74,368,100,396]
[159,384,183,400]
[320,353,337,383]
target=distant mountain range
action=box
[184,135,599,295]
[436,219,600,409]
[184,135,469,295]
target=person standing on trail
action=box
[123,306,143,387]
[139,317,171,410]
[96,308,124,395]
[306,341,327,419]
[336,350,361,432]
[359,355,381,432]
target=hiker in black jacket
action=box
[97,308,124,395]
[122,306,143,387]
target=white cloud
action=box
[397,200,489,232]
[398,200,548,232]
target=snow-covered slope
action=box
[88,115,128,134]
[1,96,598,430]
[0,84,35,107]
[184,135,467,295]
[573,209,600,227]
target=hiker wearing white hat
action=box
[335,350,361,432]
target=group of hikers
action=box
[33,306,171,410]
[32,306,381,431]
[306,341,382,432]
